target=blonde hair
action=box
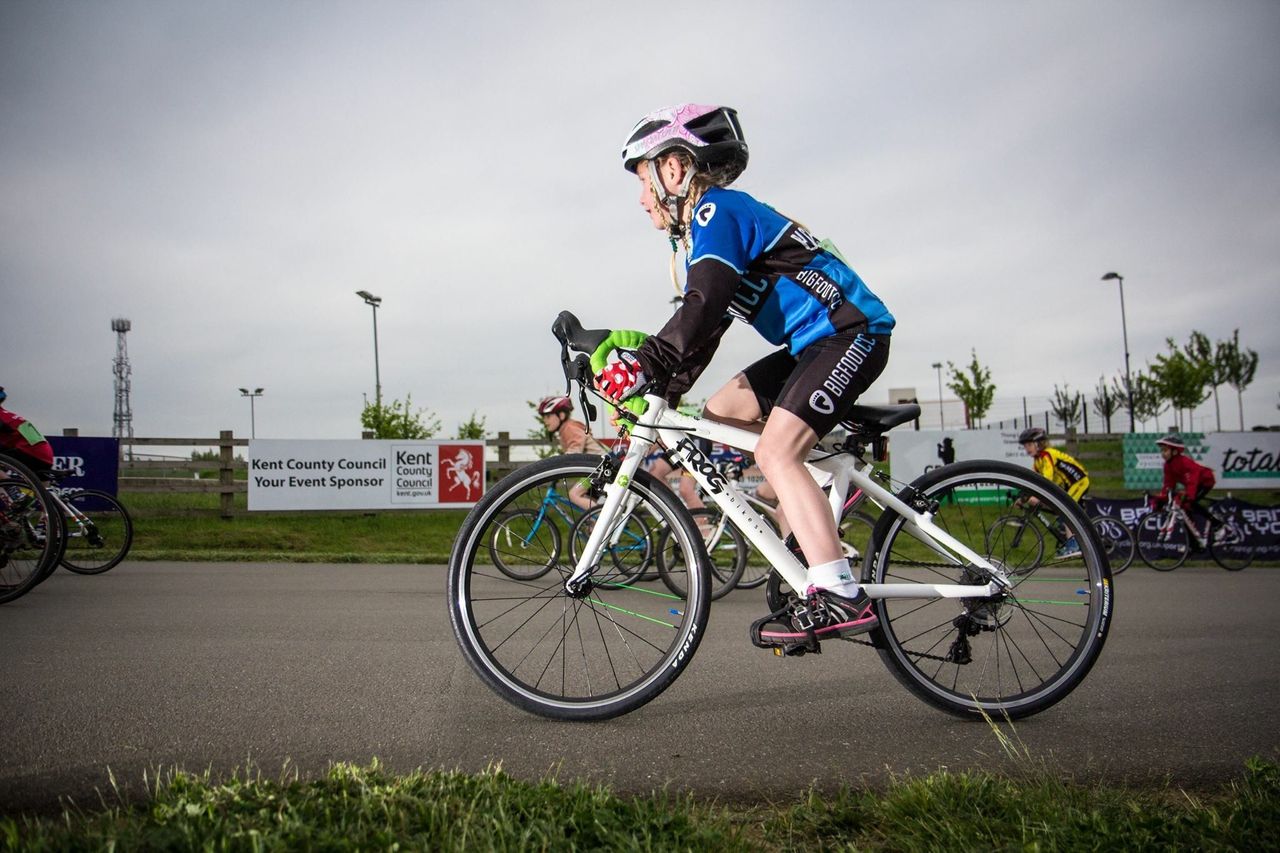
[652,149,740,291]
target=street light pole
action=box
[355,290,383,430]
[238,387,264,439]
[1101,272,1135,432]
[931,362,944,430]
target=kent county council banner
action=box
[248,440,485,511]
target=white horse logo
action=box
[443,449,481,500]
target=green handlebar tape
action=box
[589,329,649,373]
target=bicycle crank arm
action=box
[862,582,1000,600]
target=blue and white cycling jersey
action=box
[689,187,894,352]
[635,186,893,398]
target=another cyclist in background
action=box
[0,387,54,475]
[1151,434,1217,542]
[1018,426,1089,557]
[597,104,895,645]
[537,395,606,510]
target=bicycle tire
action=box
[1210,516,1253,571]
[449,454,711,721]
[485,508,561,581]
[0,456,59,604]
[1091,516,1134,575]
[1136,511,1187,571]
[984,515,1046,570]
[865,460,1113,720]
[59,489,134,574]
[656,507,746,600]
[569,505,654,583]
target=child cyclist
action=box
[1151,434,1217,542]
[1018,426,1089,557]
[537,395,608,510]
[593,104,895,648]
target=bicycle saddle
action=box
[840,403,921,433]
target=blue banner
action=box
[1088,495,1279,560]
[46,436,120,496]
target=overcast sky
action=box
[3,0,1277,446]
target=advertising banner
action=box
[45,436,120,495]
[888,430,1033,505]
[248,440,485,511]
[889,430,1032,484]
[1123,432,1280,490]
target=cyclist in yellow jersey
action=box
[1019,426,1089,557]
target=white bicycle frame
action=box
[566,395,1011,599]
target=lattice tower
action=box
[111,318,134,448]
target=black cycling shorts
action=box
[742,331,890,437]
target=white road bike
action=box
[448,313,1113,721]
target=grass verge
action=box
[2,758,1276,851]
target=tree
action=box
[1183,331,1229,431]
[455,411,488,440]
[946,350,996,429]
[1150,340,1211,432]
[1050,384,1083,432]
[1116,370,1168,431]
[1219,330,1259,431]
[360,394,440,439]
[1091,375,1122,434]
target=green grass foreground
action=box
[3,759,1276,851]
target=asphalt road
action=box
[3,561,1278,813]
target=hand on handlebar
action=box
[595,351,646,403]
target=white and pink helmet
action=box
[621,104,748,184]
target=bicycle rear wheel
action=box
[0,456,60,603]
[866,460,1112,719]
[1091,516,1134,575]
[656,507,746,600]
[449,455,711,721]
[59,489,134,574]
[1136,512,1188,571]
[487,509,561,581]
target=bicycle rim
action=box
[60,490,133,574]
[1136,512,1187,571]
[867,460,1112,719]
[487,509,560,581]
[449,455,711,720]
[1091,517,1134,575]
[657,508,746,600]
[1210,523,1253,571]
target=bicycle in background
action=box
[1136,492,1253,571]
[986,495,1135,575]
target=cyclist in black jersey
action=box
[595,104,895,644]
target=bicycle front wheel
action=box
[1136,512,1188,571]
[1091,516,1134,575]
[570,506,653,584]
[449,455,711,721]
[60,490,134,574]
[866,460,1113,720]
[0,456,59,603]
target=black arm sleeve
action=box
[634,258,739,396]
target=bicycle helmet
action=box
[536,395,573,417]
[1018,427,1047,444]
[1155,435,1186,451]
[621,104,748,182]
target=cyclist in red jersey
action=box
[0,387,54,473]
[1151,434,1217,540]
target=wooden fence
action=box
[97,431,548,517]
[88,429,1125,517]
